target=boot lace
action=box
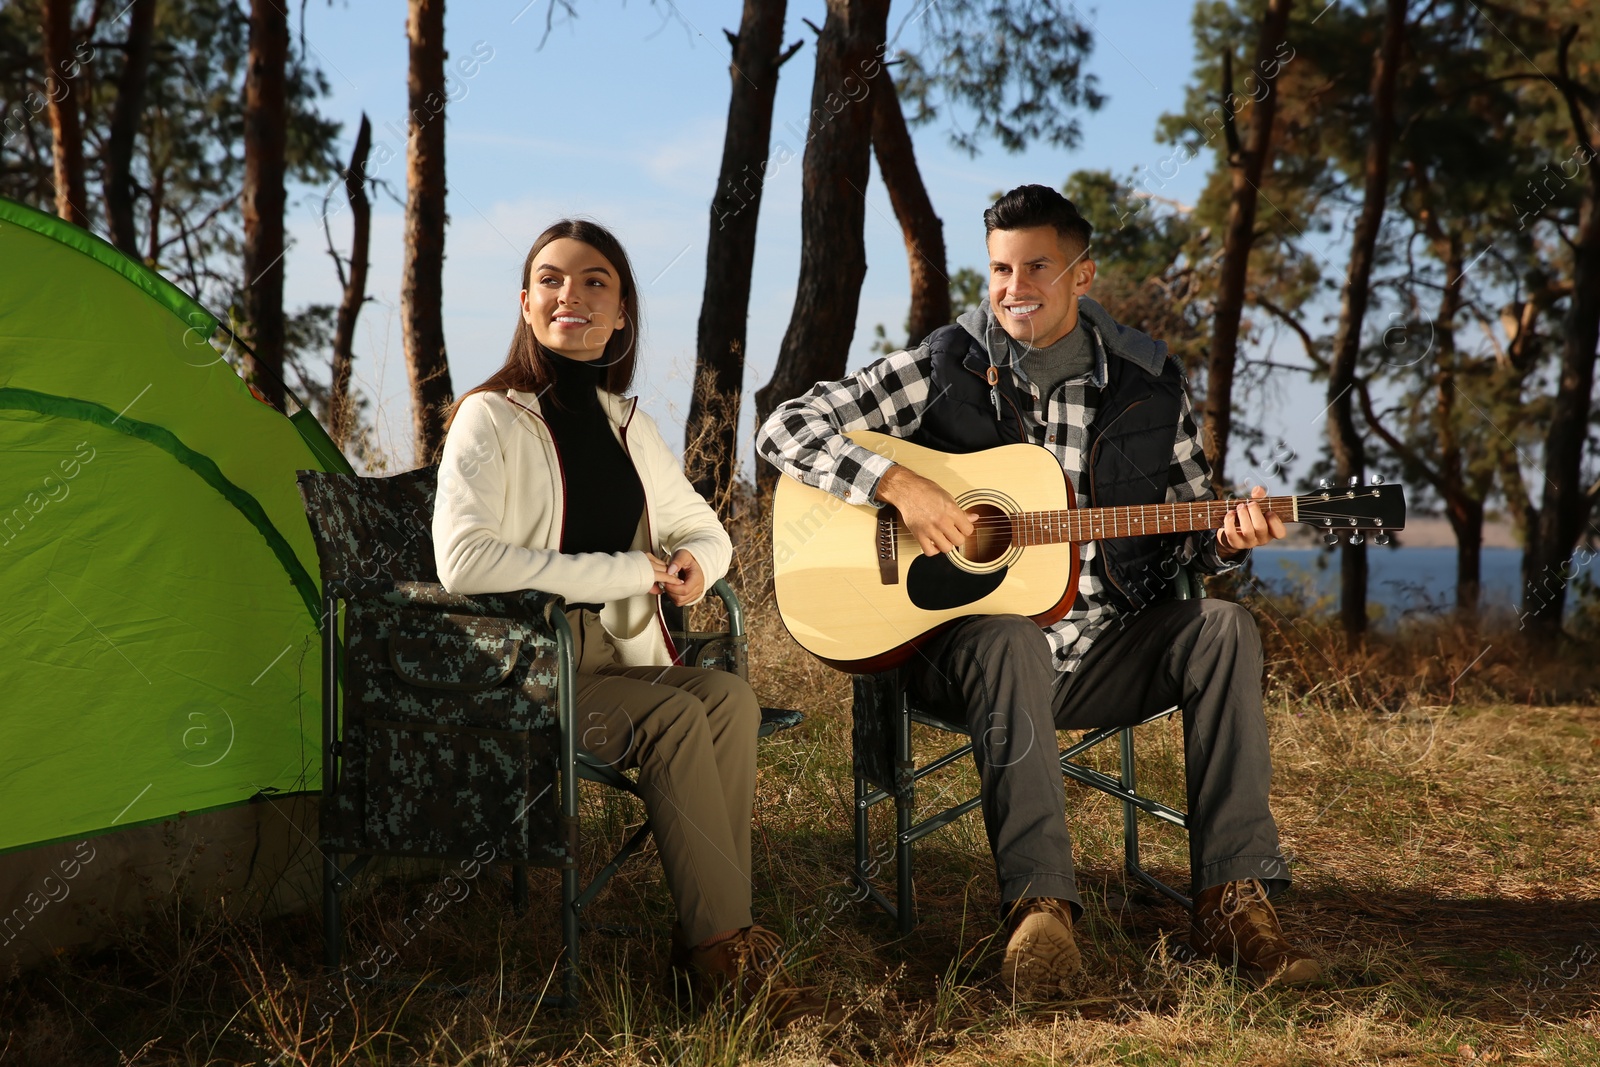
[1221,878,1289,956]
[727,924,786,983]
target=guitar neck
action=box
[1015,497,1300,545]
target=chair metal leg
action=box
[574,821,653,912]
[1119,726,1192,910]
[323,851,342,969]
[895,695,915,935]
[854,770,871,896]
[561,864,579,1004]
[322,854,370,970]
[322,593,342,970]
[1119,727,1142,880]
[895,797,914,935]
[552,608,581,1007]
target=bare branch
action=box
[1355,373,1447,498]
[321,185,346,291]
[1253,294,1329,372]
[538,0,579,50]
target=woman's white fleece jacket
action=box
[432,386,733,667]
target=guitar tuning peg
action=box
[1349,532,1365,545]
[1349,476,1360,487]
[1323,532,1341,546]
[1318,477,1332,490]
[1369,474,1384,485]
[1375,532,1390,546]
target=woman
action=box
[433,219,827,1026]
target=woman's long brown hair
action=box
[443,219,641,433]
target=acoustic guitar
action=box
[772,431,1407,672]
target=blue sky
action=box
[280,0,1330,479]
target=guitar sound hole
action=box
[962,503,1012,565]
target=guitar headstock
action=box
[1295,478,1406,546]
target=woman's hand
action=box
[646,550,704,606]
[645,553,680,597]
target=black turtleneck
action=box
[540,356,645,560]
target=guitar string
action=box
[878,497,1385,530]
[882,496,1394,545]
[874,494,1377,520]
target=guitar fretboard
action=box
[1012,496,1300,546]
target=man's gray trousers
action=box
[904,598,1289,915]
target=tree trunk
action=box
[1522,30,1600,634]
[1325,0,1405,642]
[104,0,155,255]
[753,0,892,500]
[403,0,453,465]
[871,70,949,349]
[686,0,799,516]
[1523,215,1600,631]
[331,114,372,452]
[1204,0,1292,492]
[241,0,289,411]
[1446,494,1483,617]
[39,0,88,227]
[1433,249,1483,619]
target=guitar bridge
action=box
[877,509,899,585]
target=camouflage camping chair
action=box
[296,465,800,1007]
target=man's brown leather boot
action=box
[1000,897,1083,1000]
[1190,879,1322,986]
[669,924,841,1030]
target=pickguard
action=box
[906,554,1008,610]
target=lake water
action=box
[1249,546,1598,619]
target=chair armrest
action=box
[665,577,745,640]
[707,578,744,638]
[333,579,562,623]
[1172,563,1206,601]
[665,578,748,677]
[336,579,578,754]
[758,707,804,738]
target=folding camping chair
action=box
[296,465,800,1006]
[850,568,1201,934]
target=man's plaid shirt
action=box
[756,323,1241,673]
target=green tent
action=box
[0,197,350,963]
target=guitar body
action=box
[771,431,1081,672]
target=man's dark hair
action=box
[983,184,1093,261]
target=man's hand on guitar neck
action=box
[1217,485,1288,559]
[874,464,976,557]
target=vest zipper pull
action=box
[985,366,1003,421]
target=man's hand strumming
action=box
[874,464,976,557]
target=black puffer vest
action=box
[911,322,1189,612]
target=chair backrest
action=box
[296,466,440,593]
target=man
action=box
[756,184,1320,997]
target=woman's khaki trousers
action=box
[566,609,759,945]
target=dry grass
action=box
[4,511,1599,1066]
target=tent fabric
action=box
[0,197,217,337]
[0,195,337,864]
[0,796,323,971]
